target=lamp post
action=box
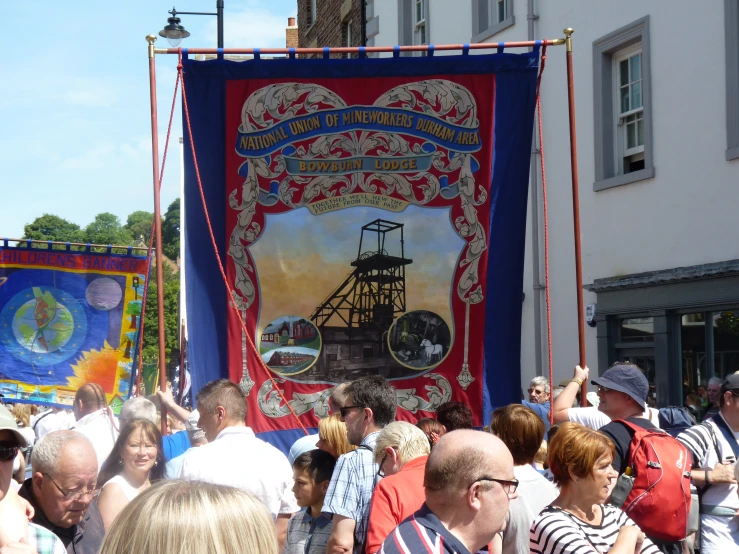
[159,1,224,48]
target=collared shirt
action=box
[178,426,299,519]
[380,503,472,554]
[71,409,119,472]
[26,522,66,554]
[283,508,333,554]
[322,431,380,554]
[33,409,75,440]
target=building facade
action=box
[297,0,364,52]
[335,0,739,406]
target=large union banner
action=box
[0,245,147,407]
[183,50,539,447]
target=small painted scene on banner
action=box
[0,249,146,406]
[251,205,463,383]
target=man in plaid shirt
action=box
[323,376,397,554]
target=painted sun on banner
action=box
[183,51,539,441]
[0,244,147,407]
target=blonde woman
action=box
[316,414,356,459]
[11,404,35,447]
[99,480,278,554]
[97,419,165,530]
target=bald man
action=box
[71,383,119,472]
[380,430,518,554]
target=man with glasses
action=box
[18,430,105,554]
[380,430,518,554]
[678,374,739,553]
[522,376,552,432]
[324,375,396,554]
[0,404,66,553]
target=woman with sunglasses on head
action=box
[530,422,659,554]
[0,404,67,553]
[97,419,165,531]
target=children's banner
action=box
[0,244,147,407]
[183,50,540,447]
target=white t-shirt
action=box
[102,474,140,502]
[567,406,660,430]
[33,409,75,440]
[502,464,558,554]
[677,412,739,554]
[178,426,299,519]
[71,409,119,472]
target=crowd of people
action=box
[0,364,738,553]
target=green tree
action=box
[125,211,154,244]
[141,279,180,364]
[84,213,134,246]
[23,214,85,243]
[161,198,180,261]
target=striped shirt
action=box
[380,504,472,554]
[530,505,661,554]
[322,432,380,554]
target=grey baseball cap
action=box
[591,364,649,409]
[0,404,28,447]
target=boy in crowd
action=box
[284,449,337,554]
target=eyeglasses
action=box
[598,386,612,394]
[339,405,364,418]
[0,442,19,462]
[471,476,519,495]
[43,473,98,501]
[527,388,545,395]
[377,454,387,478]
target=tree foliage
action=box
[161,199,180,261]
[141,279,180,363]
[84,213,134,246]
[23,214,85,243]
[125,211,154,244]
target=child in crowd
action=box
[283,449,337,554]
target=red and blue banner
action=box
[182,49,540,450]
[0,243,147,408]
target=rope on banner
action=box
[178,54,308,434]
[136,58,182,397]
[534,44,556,425]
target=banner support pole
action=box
[564,28,588,406]
[147,34,169,434]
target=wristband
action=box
[705,470,710,485]
[571,378,584,387]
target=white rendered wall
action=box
[370,0,739,390]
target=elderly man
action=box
[522,377,551,431]
[702,377,722,420]
[0,404,67,554]
[678,374,739,553]
[325,375,397,554]
[365,421,430,554]
[18,430,105,554]
[178,379,298,551]
[380,430,518,554]
[70,383,118,472]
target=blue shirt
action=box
[522,400,551,432]
[322,432,380,554]
[380,504,472,554]
[162,430,191,461]
[283,508,333,554]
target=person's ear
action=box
[364,407,373,423]
[320,480,330,495]
[467,481,483,512]
[215,406,226,421]
[385,446,399,466]
[32,472,44,494]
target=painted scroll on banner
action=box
[0,244,146,409]
[182,50,540,447]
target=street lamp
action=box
[159,1,224,48]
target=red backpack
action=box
[614,419,693,542]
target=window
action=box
[414,0,426,46]
[614,46,645,173]
[307,0,317,27]
[593,17,655,191]
[471,0,514,42]
[726,0,739,160]
[342,20,352,58]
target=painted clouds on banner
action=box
[183,51,539,447]
[0,246,147,409]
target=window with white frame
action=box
[472,0,514,42]
[414,0,426,46]
[614,46,645,174]
[342,20,352,58]
[307,0,317,27]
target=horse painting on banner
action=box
[182,48,541,450]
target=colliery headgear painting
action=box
[183,51,540,439]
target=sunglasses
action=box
[339,405,364,418]
[527,388,545,394]
[0,442,20,462]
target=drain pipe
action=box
[528,0,545,377]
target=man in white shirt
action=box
[178,378,298,551]
[678,374,739,554]
[33,407,75,441]
[70,383,119,472]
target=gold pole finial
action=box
[146,34,157,58]
[564,28,574,52]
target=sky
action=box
[0,0,297,239]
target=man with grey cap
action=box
[678,373,739,553]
